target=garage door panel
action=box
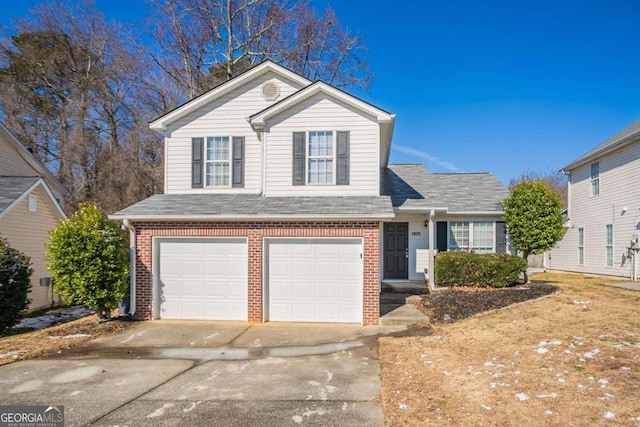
[157,238,248,320]
[267,238,363,323]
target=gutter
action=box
[121,219,136,317]
[109,213,396,222]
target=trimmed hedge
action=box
[435,251,527,288]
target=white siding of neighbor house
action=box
[548,141,640,278]
[0,132,40,177]
[0,185,63,309]
[164,72,304,194]
[263,94,380,196]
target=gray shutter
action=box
[336,131,350,185]
[292,132,305,185]
[496,221,507,253]
[232,136,244,188]
[192,137,204,188]
[436,221,448,252]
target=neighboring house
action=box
[549,120,640,280]
[0,123,68,309]
[111,61,508,325]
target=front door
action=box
[384,222,408,279]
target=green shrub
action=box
[45,202,128,318]
[435,251,527,288]
[0,237,32,334]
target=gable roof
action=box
[563,119,640,171]
[249,80,394,127]
[0,123,69,198]
[0,176,66,220]
[110,194,394,221]
[149,60,311,131]
[383,163,507,213]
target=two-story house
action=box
[111,61,508,325]
[549,120,640,280]
[0,123,68,309]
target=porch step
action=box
[381,282,429,295]
[380,293,412,304]
[379,304,429,326]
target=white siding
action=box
[549,141,640,278]
[164,72,303,194]
[264,94,380,196]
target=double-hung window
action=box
[605,224,613,267]
[578,227,585,265]
[308,131,334,184]
[590,162,600,196]
[472,221,494,254]
[449,222,470,251]
[448,221,495,253]
[206,136,230,187]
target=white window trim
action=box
[590,162,600,196]
[447,221,496,253]
[605,224,614,268]
[28,194,37,212]
[306,130,336,185]
[578,227,585,265]
[205,136,232,188]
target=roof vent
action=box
[262,82,280,101]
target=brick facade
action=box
[133,221,381,325]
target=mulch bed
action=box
[420,283,559,322]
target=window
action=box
[605,224,613,267]
[308,131,334,184]
[449,222,470,251]
[448,221,495,253]
[590,162,600,196]
[472,221,494,254]
[578,227,585,265]
[28,194,37,212]
[206,136,230,186]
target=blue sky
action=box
[2,0,640,185]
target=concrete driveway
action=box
[0,321,389,426]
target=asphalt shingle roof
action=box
[383,164,508,212]
[564,119,640,170]
[111,194,394,219]
[0,176,38,214]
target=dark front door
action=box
[384,222,408,279]
[436,221,448,253]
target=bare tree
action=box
[146,0,372,101]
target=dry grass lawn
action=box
[0,315,129,366]
[380,272,640,426]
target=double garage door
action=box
[155,238,363,323]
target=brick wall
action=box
[133,221,381,325]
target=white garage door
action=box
[266,238,363,323]
[156,238,248,320]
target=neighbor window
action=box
[605,224,613,267]
[307,131,334,184]
[578,227,585,265]
[590,162,600,196]
[206,136,230,186]
[448,221,494,253]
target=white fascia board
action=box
[395,206,448,213]
[250,82,393,128]
[149,61,311,131]
[445,211,505,215]
[108,213,395,222]
[562,133,640,171]
[0,179,65,220]
[0,122,69,197]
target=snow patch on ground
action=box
[14,306,94,330]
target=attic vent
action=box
[262,82,280,101]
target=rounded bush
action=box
[435,251,526,288]
[0,237,32,334]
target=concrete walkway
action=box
[603,282,640,292]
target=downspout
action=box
[122,219,136,316]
